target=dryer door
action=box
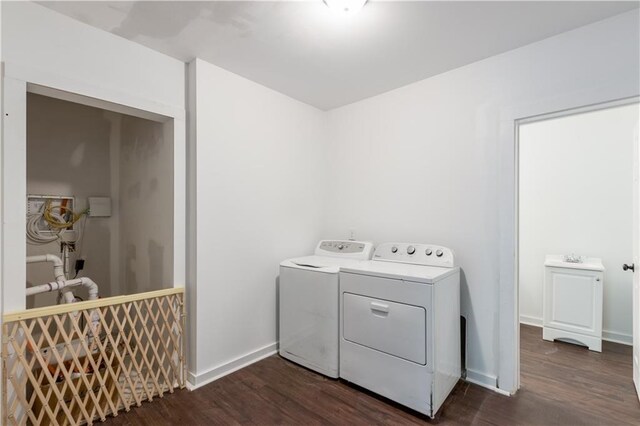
[343,293,426,365]
[339,271,434,417]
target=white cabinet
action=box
[543,255,604,352]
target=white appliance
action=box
[543,255,605,352]
[339,242,460,418]
[279,240,374,378]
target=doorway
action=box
[517,101,639,420]
[24,92,175,309]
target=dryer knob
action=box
[391,246,398,253]
[425,248,433,256]
[407,246,416,255]
[436,249,444,257]
[338,244,345,250]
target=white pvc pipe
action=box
[27,253,76,303]
[26,255,101,336]
[62,244,70,280]
[27,277,101,339]
[26,277,99,300]
[60,289,76,304]
[26,254,65,282]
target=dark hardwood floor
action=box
[107,325,639,425]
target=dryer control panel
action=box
[316,240,374,259]
[373,243,455,268]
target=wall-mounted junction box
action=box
[27,195,75,233]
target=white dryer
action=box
[339,242,460,418]
[279,240,374,378]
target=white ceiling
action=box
[39,1,639,110]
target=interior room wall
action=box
[322,10,639,389]
[519,103,638,344]
[117,116,174,295]
[0,1,185,114]
[26,93,115,307]
[188,59,327,385]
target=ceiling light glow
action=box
[323,0,368,16]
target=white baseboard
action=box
[602,329,633,346]
[187,342,278,390]
[464,368,505,392]
[519,316,632,346]
[519,315,542,327]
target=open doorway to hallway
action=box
[517,101,639,422]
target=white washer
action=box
[339,242,460,418]
[279,240,374,378]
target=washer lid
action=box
[280,255,369,273]
[544,255,605,271]
[340,260,459,283]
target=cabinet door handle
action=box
[595,278,600,282]
[623,263,635,272]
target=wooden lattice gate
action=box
[2,288,186,425]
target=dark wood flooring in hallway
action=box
[107,325,639,425]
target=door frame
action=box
[501,95,640,393]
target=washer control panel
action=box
[316,240,374,259]
[373,242,455,267]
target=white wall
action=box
[26,93,115,305]
[323,10,639,390]
[118,116,174,295]
[1,1,186,314]
[519,103,638,344]
[188,59,327,385]
[1,1,184,116]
